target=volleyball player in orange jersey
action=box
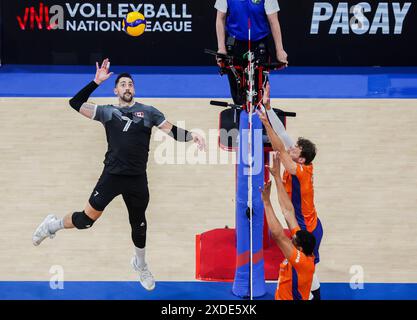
[261,153,315,300]
[257,83,323,299]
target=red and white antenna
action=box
[247,17,254,301]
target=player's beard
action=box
[121,92,133,103]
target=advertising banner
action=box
[1,1,416,66]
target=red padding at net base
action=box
[195,228,291,281]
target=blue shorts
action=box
[311,219,323,264]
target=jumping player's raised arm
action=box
[69,58,113,119]
[158,120,206,151]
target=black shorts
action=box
[88,170,149,212]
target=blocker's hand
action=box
[266,151,281,179]
[256,107,269,126]
[262,82,271,110]
[94,58,113,85]
[260,180,272,203]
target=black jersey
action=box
[93,102,166,175]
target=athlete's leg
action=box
[122,174,154,290]
[311,219,324,300]
[32,171,121,246]
[123,179,149,256]
[312,219,323,264]
[61,202,103,229]
[311,272,321,300]
[58,170,120,231]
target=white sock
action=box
[311,272,320,291]
[134,247,146,268]
[48,218,64,234]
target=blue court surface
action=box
[0,281,416,300]
[1,65,417,98]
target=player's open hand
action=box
[191,132,206,152]
[256,107,269,126]
[260,180,272,203]
[262,82,271,109]
[94,58,114,85]
[266,152,281,179]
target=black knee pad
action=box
[137,221,147,235]
[132,220,147,237]
[72,211,95,230]
[131,220,147,248]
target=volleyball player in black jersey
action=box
[32,59,205,290]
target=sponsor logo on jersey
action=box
[295,250,301,263]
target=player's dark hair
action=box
[297,137,316,165]
[294,230,316,256]
[115,73,134,86]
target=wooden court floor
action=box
[0,97,416,283]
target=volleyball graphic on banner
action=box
[122,11,146,37]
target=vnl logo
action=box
[310,2,412,35]
[16,2,62,30]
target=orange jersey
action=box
[275,244,315,300]
[283,164,318,232]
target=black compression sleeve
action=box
[69,81,99,112]
[170,125,193,142]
